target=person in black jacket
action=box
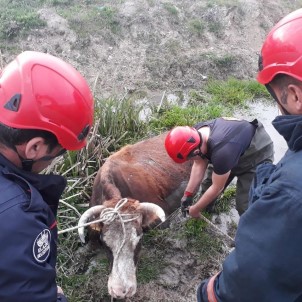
[195,8,302,302]
[165,118,274,216]
[0,51,94,302]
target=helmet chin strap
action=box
[265,84,291,115]
[12,147,63,172]
[196,131,209,160]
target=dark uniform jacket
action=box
[197,114,302,302]
[0,154,68,302]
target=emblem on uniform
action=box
[33,229,51,263]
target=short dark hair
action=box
[271,74,302,89]
[0,123,59,152]
[270,74,302,104]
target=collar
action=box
[0,153,67,212]
[272,115,302,151]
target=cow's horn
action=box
[139,202,166,222]
[78,205,105,243]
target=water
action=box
[236,100,288,163]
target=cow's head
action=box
[78,198,165,299]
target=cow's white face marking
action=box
[103,216,143,299]
[33,229,51,263]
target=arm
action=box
[57,286,68,302]
[185,158,208,194]
[198,161,302,302]
[189,170,230,218]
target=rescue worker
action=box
[196,8,302,302]
[0,51,94,301]
[164,118,274,216]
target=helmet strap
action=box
[196,131,209,160]
[20,158,34,171]
[265,84,291,115]
[11,145,65,172]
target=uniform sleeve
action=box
[57,293,68,302]
[0,202,61,302]
[203,162,302,301]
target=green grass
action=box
[212,185,236,214]
[0,1,46,40]
[162,2,179,15]
[57,3,120,38]
[188,19,205,36]
[205,77,268,106]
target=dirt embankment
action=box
[2,0,299,100]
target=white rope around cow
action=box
[156,207,235,245]
[58,198,140,256]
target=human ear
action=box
[288,84,302,113]
[24,137,48,159]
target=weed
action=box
[208,20,223,37]
[205,77,256,106]
[58,4,120,38]
[0,2,46,40]
[188,19,205,36]
[213,185,236,214]
[212,54,237,70]
[95,96,148,151]
[181,219,222,261]
[163,2,179,16]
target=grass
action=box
[205,77,269,107]
[0,1,46,40]
[211,185,236,214]
[162,2,179,16]
[56,3,120,39]
[188,19,205,36]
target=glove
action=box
[181,192,193,217]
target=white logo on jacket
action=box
[33,229,51,263]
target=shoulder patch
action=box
[33,229,51,263]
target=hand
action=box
[181,195,193,217]
[189,204,201,218]
[57,286,64,295]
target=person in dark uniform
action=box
[164,117,274,216]
[195,8,302,302]
[0,51,94,302]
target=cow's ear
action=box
[139,203,166,229]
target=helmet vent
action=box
[177,153,184,160]
[187,136,196,143]
[78,124,90,141]
[4,94,21,112]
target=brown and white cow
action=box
[78,132,192,299]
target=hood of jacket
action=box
[272,115,302,152]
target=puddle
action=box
[236,100,288,163]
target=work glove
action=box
[181,194,193,217]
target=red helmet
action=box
[0,51,94,150]
[165,126,201,163]
[257,8,302,84]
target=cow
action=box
[78,132,193,299]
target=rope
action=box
[199,213,235,244]
[155,208,235,245]
[58,198,140,256]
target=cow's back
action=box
[91,132,193,214]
